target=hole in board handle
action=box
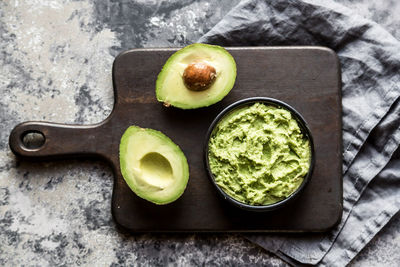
[21,131,46,150]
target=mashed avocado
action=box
[208,103,311,205]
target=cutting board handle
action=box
[9,121,108,161]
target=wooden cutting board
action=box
[9,47,342,232]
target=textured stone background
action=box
[1,0,399,266]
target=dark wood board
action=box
[9,47,342,232]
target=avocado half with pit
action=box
[156,43,237,109]
[119,126,189,205]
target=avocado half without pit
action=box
[119,126,189,205]
[156,43,237,109]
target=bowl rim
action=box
[203,97,316,212]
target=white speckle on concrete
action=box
[2,0,118,124]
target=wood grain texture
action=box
[9,47,342,232]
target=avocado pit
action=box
[183,61,217,91]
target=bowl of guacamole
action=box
[204,97,315,211]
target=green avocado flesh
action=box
[119,126,189,205]
[156,43,237,109]
[208,103,311,206]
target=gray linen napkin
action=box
[199,0,400,265]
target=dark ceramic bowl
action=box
[204,97,315,212]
